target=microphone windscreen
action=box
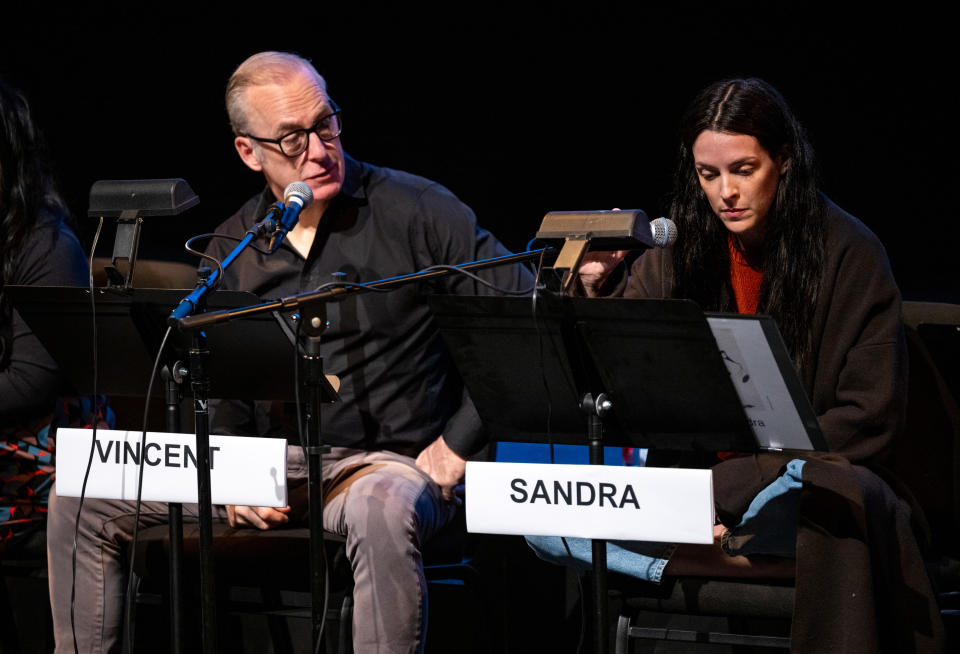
[284,181,314,207]
[649,217,678,247]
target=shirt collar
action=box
[338,153,366,202]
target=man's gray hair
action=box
[225,51,328,136]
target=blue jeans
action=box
[525,459,805,582]
[526,535,678,583]
[723,458,804,557]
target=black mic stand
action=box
[298,302,337,644]
[188,326,218,653]
[166,206,295,654]
[582,391,613,654]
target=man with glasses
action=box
[47,51,532,653]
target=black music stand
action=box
[5,286,299,400]
[429,294,756,654]
[429,294,756,449]
[5,285,306,653]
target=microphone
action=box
[268,181,313,251]
[648,217,677,248]
[168,182,315,323]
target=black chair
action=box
[131,524,353,654]
[0,531,54,654]
[897,301,960,648]
[896,301,960,556]
[612,573,794,652]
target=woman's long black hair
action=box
[0,77,67,289]
[669,78,825,375]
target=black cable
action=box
[183,233,278,294]
[574,570,587,654]
[529,250,556,453]
[531,275,580,408]
[182,201,285,288]
[529,248,578,450]
[185,232,277,259]
[421,263,536,295]
[183,234,225,279]
[293,318,308,459]
[291,318,330,654]
[69,216,104,654]
[530,250,588,653]
[123,325,173,654]
[312,279,393,294]
[310,261,538,297]
[313,551,329,654]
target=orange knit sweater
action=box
[728,236,763,314]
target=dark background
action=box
[3,3,956,301]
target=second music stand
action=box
[429,293,756,654]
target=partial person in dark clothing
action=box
[46,52,533,654]
[0,77,92,552]
[538,78,944,652]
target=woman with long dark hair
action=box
[623,77,915,468]
[0,77,90,552]
[539,78,944,652]
[631,78,900,463]
[667,78,823,378]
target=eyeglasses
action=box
[242,103,342,157]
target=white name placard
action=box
[466,462,714,544]
[56,428,287,507]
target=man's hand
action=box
[226,504,292,530]
[415,435,467,503]
[579,250,626,297]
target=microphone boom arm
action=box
[176,248,551,331]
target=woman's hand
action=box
[579,250,627,297]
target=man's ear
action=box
[235,136,263,172]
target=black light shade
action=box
[88,178,199,217]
